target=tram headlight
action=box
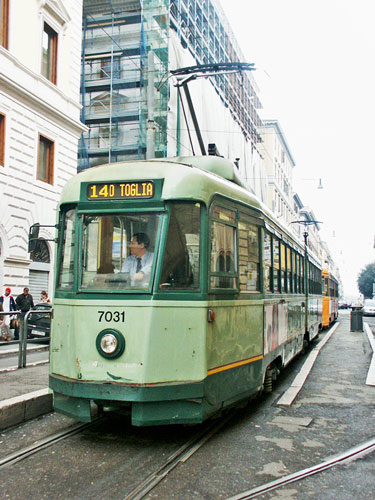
[101,334,117,354]
[96,329,125,359]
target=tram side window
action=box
[292,251,297,293]
[329,279,334,298]
[287,247,292,293]
[273,238,280,292]
[210,220,237,289]
[57,208,76,289]
[296,254,300,293]
[309,264,320,294]
[263,231,272,292]
[159,203,201,290]
[238,219,260,292]
[317,268,322,294]
[323,276,328,296]
[280,243,286,292]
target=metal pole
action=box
[108,13,114,164]
[21,312,29,368]
[176,88,181,156]
[0,311,23,368]
[303,231,308,295]
[146,50,156,159]
[182,82,206,156]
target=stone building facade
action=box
[0,0,85,298]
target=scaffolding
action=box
[169,0,262,146]
[79,0,263,171]
[79,0,169,171]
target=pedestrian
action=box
[0,287,16,341]
[39,290,51,304]
[0,302,7,341]
[15,287,34,341]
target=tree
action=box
[357,262,375,299]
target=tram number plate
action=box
[98,311,125,323]
[87,182,154,200]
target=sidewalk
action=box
[0,312,374,434]
[0,362,51,430]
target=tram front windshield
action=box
[81,213,161,291]
[57,203,201,293]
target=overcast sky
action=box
[219,0,375,298]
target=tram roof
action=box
[60,156,320,262]
[61,156,264,210]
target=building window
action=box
[41,23,58,84]
[0,113,5,167]
[0,0,9,49]
[37,135,54,184]
[100,57,121,79]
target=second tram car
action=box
[45,156,323,426]
[322,269,339,327]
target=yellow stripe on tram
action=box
[207,355,263,376]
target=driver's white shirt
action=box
[121,252,154,286]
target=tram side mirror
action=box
[28,223,40,253]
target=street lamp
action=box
[296,178,324,190]
[291,219,322,296]
[291,219,322,247]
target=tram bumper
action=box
[49,374,208,426]
[53,392,94,422]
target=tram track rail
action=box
[0,408,238,499]
[225,435,375,500]
[0,420,100,469]
[123,410,237,500]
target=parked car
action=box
[27,303,52,342]
[362,299,375,316]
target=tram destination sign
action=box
[87,181,155,200]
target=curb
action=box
[277,322,340,406]
[0,359,50,374]
[0,388,52,431]
[0,345,49,358]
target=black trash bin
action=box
[350,307,363,332]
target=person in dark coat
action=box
[15,287,34,340]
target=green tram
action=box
[49,156,323,426]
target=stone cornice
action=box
[4,257,31,267]
[40,0,71,26]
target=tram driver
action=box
[121,232,154,287]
